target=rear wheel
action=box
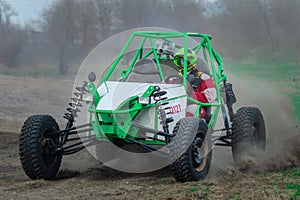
[169,118,212,182]
[231,107,266,168]
[19,115,62,180]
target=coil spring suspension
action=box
[221,83,236,106]
[221,82,236,122]
[152,86,174,142]
[225,83,236,106]
[64,81,88,129]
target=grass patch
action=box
[286,183,300,197]
[281,168,300,198]
[176,189,183,194]
[0,64,78,80]
[189,187,200,193]
[225,62,300,121]
[282,168,300,177]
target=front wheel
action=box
[169,118,212,182]
[231,107,266,168]
[19,115,62,180]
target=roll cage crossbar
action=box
[98,31,227,129]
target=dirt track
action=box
[0,75,299,199]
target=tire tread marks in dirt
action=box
[19,115,62,180]
[169,118,212,182]
[231,107,266,166]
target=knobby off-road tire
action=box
[19,115,62,180]
[231,107,266,167]
[169,118,212,182]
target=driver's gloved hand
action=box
[190,68,198,76]
[187,73,196,84]
[187,73,198,89]
[187,73,202,90]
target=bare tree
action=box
[169,0,206,31]
[41,0,121,75]
[76,0,99,51]
[269,0,300,60]
[92,0,120,39]
[116,0,207,31]
[42,0,81,75]
[205,0,273,60]
[0,2,24,68]
[37,0,300,70]
[0,1,16,26]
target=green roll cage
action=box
[85,31,228,145]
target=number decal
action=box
[170,104,182,114]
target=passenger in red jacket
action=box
[173,48,217,119]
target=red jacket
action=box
[192,73,216,103]
[188,73,217,118]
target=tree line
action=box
[0,0,299,75]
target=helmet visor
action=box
[174,56,190,66]
[174,58,184,66]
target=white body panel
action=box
[96,81,187,135]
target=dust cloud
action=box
[230,74,299,171]
[207,74,299,182]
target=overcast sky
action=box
[7,0,217,25]
[5,0,55,24]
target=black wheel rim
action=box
[249,120,263,158]
[192,135,208,172]
[251,120,262,149]
[40,128,59,168]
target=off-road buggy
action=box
[19,31,266,182]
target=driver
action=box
[173,48,217,119]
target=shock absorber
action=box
[64,81,88,129]
[152,86,174,143]
[221,81,237,122]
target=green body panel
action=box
[86,31,228,146]
[87,82,100,105]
